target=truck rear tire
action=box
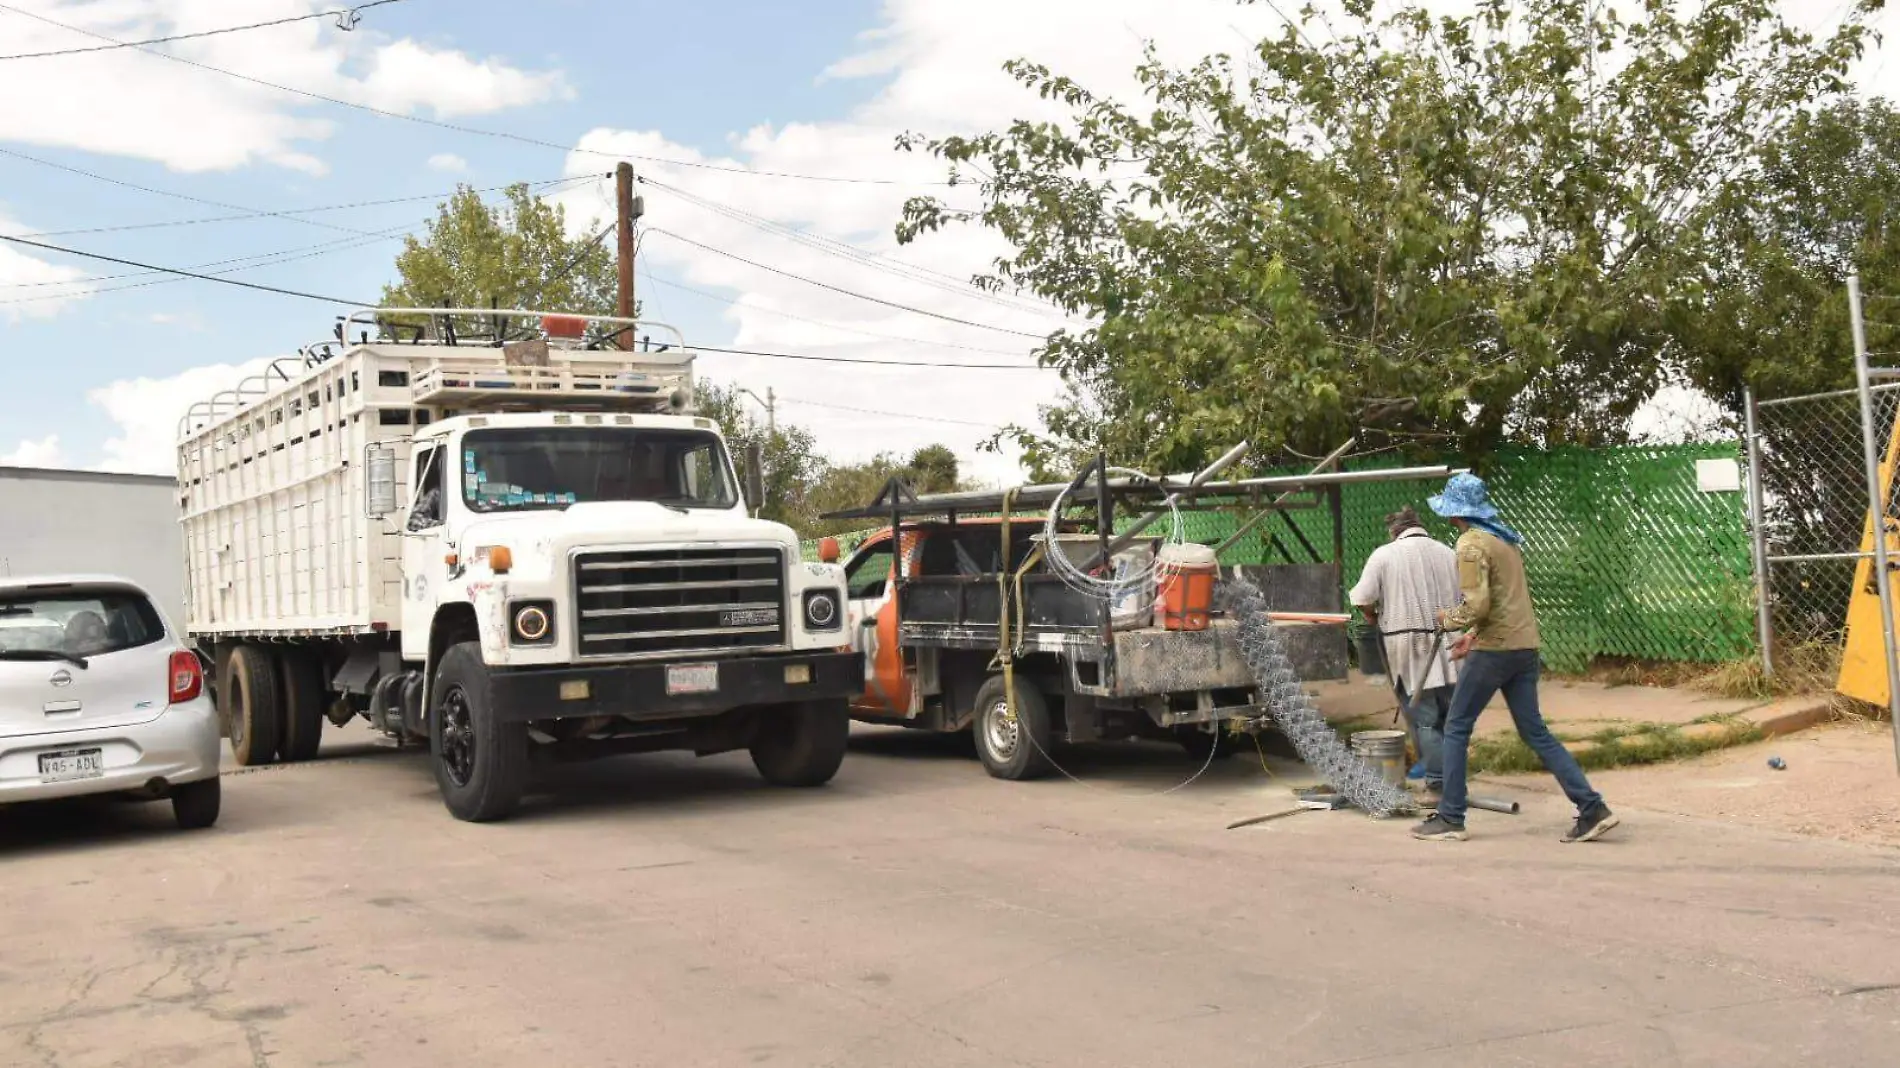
[750,698,850,788]
[973,674,1054,781]
[431,642,529,822]
[222,645,282,768]
[277,648,326,764]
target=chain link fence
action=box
[1749,383,1900,664]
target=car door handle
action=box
[43,701,82,715]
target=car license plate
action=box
[665,663,719,696]
[38,748,104,783]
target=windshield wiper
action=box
[0,649,89,669]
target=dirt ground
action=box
[2,723,1899,1067]
[1490,720,1900,847]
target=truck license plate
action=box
[665,664,719,696]
[38,748,104,783]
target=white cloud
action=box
[0,1,567,175]
[1,435,64,468]
[347,40,572,119]
[0,214,93,322]
[428,152,470,173]
[548,0,1298,485]
[88,359,274,475]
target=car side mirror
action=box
[365,444,398,518]
[818,537,840,564]
[742,441,765,513]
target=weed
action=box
[1465,716,1764,775]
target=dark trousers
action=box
[1438,648,1602,825]
[1393,681,1451,789]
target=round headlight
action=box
[513,605,551,642]
[805,592,838,628]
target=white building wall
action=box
[0,467,185,630]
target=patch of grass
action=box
[1556,643,1846,701]
[1467,716,1764,775]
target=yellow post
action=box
[1836,409,1900,705]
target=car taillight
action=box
[169,650,203,704]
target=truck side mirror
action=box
[818,537,840,564]
[743,441,765,513]
[365,444,398,518]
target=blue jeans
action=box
[1393,681,1451,789]
[1439,648,1602,825]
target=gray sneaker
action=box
[1411,815,1467,841]
[1562,805,1619,843]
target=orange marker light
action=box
[487,546,513,574]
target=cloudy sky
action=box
[0,0,1891,483]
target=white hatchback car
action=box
[0,576,221,829]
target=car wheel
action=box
[171,776,221,830]
[221,645,282,767]
[750,698,850,787]
[277,648,326,763]
[972,674,1054,781]
[431,642,529,822]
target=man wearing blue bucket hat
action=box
[1411,473,1618,844]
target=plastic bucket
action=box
[1350,729,1409,788]
[1107,545,1155,630]
[1155,543,1218,632]
[1355,627,1388,677]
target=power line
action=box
[0,144,381,238]
[694,343,1049,372]
[0,227,412,304]
[13,175,596,239]
[0,1,410,60]
[777,395,1005,428]
[644,228,1050,340]
[642,175,1073,323]
[0,233,373,305]
[0,232,1058,373]
[0,2,944,188]
[642,270,1035,357]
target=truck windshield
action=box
[461,427,737,513]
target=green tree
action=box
[896,0,1877,474]
[1689,97,1900,406]
[382,184,617,314]
[907,444,960,493]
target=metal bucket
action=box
[1350,729,1409,788]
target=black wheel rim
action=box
[440,686,476,788]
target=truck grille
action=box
[573,547,786,659]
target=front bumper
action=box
[0,699,221,804]
[487,650,862,722]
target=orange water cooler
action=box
[1155,543,1218,631]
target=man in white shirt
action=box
[1349,506,1463,800]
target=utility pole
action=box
[1848,273,1900,772]
[740,387,777,438]
[614,161,640,350]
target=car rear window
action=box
[0,589,165,657]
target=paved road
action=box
[1,724,1897,1067]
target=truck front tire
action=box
[430,642,529,822]
[973,674,1054,781]
[749,698,850,788]
[222,645,282,768]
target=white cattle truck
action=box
[176,308,860,822]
